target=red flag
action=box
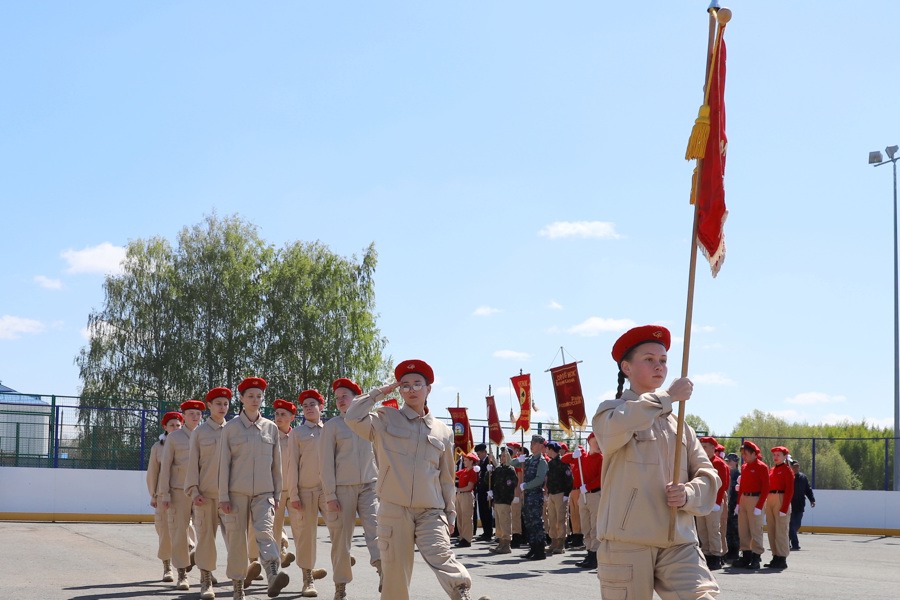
[485,395,504,445]
[695,34,728,277]
[549,362,587,435]
[447,407,474,455]
[510,374,532,433]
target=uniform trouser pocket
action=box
[599,563,633,599]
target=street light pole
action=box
[870,145,900,491]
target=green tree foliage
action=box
[685,414,710,435]
[727,409,893,490]
[74,214,387,467]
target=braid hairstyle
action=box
[614,345,641,399]
[615,370,627,399]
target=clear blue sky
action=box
[2,1,899,436]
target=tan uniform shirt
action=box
[319,413,378,502]
[146,440,164,499]
[218,411,282,503]
[345,390,457,523]
[592,389,719,548]
[158,427,193,503]
[184,419,225,500]
[286,420,324,502]
[278,427,291,486]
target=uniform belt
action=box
[770,490,785,493]
[743,492,761,496]
[588,487,602,494]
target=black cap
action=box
[474,443,487,452]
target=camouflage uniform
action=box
[522,455,547,545]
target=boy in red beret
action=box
[147,412,182,583]
[764,446,794,569]
[592,325,720,599]
[697,437,730,570]
[271,399,297,571]
[734,440,769,569]
[455,453,479,548]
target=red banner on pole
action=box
[447,407,474,455]
[485,395,504,446]
[549,362,587,435]
[510,374,532,434]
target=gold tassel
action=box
[689,164,699,205]
[684,104,710,160]
[509,409,516,425]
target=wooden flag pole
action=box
[668,3,727,543]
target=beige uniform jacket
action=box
[345,389,457,524]
[218,411,282,503]
[278,428,291,486]
[158,427,193,503]
[592,389,719,548]
[146,440,164,499]
[285,420,324,502]
[319,413,378,502]
[184,419,225,501]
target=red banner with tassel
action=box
[485,395,504,445]
[447,407,474,455]
[549,362,587,435]
[510,374,532,433]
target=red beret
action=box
[205,387,233,403]
[161,411,183,426]
[771,446,790,455]
[238,377,267,394]
[587,432,596,442]
[612,325,671,365]
[463,452,478,462]
[741,440,761,455]
[394,359,434,385]
[506,441,521,449]
[382,398,399,409]
[699,436,719,447]
[716,444,725,452]
[332,377,362,396]
[298,389,325,406]
[273,398,297,414]
[180,399,205,412]
[560,442,569,452]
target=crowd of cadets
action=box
[147,332,812,600]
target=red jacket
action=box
[563,451,602,490]
[768,463,795,513]
[456,468,477,491]
[740,458,770,510]
[711,455,730,506]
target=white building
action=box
[0,382,51,462]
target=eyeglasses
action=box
[399,383,427,392]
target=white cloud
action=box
[493,350,531,360]
[785,392,846,406]
[548,300,563,310]
[61,242,126,275]
[34,275,63,290]
[867,416,895,429]
[819,413,855,425]
[691,372,736,386]
[0,315,46,340]
[473,306,501,317]
[768,409,802,421]
[538,221,621,240]
[567,317,636,337]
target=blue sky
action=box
[2,1,899,436]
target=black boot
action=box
[706,555,722,571]
[572,533,585,550]
[510,533,522,549]
[732,550,751,568]
[765,555,787,569]
[522,542,536,559]
[526,542,546,561]
[748,552,761,570]
[564,534,574,548]
[575,550,597,569]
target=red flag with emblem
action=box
[510,374,532,433]
[694,34,728,277]
[549,362,587,435]
[447,407,474,455]
[485,395,504,445]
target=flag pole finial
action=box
[717,7,732,24]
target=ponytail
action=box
[615,370,626,399]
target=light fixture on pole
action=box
[870,144,900,491]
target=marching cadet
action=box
[488,447,517,554]
[565,434,602,569]
[344,359,490,600]
[148,411,182,583]
[696,436,730,570]
[286,389,330,597]
[715,443,728,556]
[185,387,231,599]
[516,434,548,561]
[507,442,525,549]
[592,325,720,599]
[544,441,572,555]
[764,446,794,570]
[723,452,741,562]
[218,377,290,600]
[319,377,381,600]
[473,443,494,542]
[733,440,769,570]
[159,400,205,590]
[271,399,297,570]
[455,452,479,547]
[561,444,584,550]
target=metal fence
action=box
[0,393,895,490]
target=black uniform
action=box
[789,470,815,550]
[474,454,494,539]
[725,465,740,558]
